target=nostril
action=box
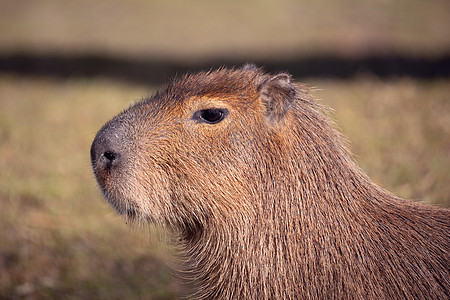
[99,150,121,168]
[103,151,116,162]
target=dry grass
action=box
[0,75,448,298]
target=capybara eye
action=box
[194,108,228,124]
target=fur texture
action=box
[91,66,449,299]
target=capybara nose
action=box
[91,138,122,171]
[90,124,126,171]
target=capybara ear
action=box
[259,73,296,123]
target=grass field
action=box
[1,0,449,298]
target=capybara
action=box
[90,65,449,299]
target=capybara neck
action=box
[91,66,449,299]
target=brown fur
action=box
[91,66,449,299]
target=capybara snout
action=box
[91,112,145,216]
[91,115,133,179]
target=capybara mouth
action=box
[103,191,144,221]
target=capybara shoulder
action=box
[91,65,449,299]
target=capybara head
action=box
[91,65,449,299]
[90,65,320,231]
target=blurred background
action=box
[0,0,449,298]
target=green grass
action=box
[0,75,448,298]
